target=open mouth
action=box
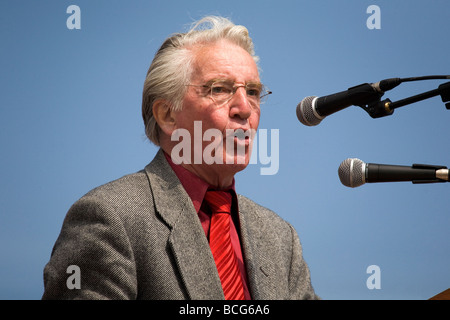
[234,129,248,140]
[229,128,255,138]
[227,128,255,146]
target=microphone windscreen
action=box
[338,158,365,188]
[296,96,321,126]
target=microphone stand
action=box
[360,81,450,118]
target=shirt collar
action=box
[163,151,236,213]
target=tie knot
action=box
[204,190,232,214]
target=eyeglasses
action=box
[186,79,272,107]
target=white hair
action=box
[142,16,259,145]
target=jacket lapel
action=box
[144,149,224,299]
[238,195,280,300]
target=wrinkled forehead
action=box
[189,40,260,84]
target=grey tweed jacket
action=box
[42,149,317,300]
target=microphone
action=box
[338,158,449,188]
[296,78,401,126]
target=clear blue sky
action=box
[1,0,449,300]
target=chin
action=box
[212,163,249,179]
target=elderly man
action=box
[42,16,317,300]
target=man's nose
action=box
[229,87,253,119]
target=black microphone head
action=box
[296,96,321,126]
[338,158,366,188]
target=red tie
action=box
[204,190,245,300]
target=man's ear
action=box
[152,99,177,136]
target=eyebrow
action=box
[205,78,263,86]
[204,78,233,85]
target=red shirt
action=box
[164,152,251,300]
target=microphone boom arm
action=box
[360,81,450,119]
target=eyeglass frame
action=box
[185,78,272,107]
